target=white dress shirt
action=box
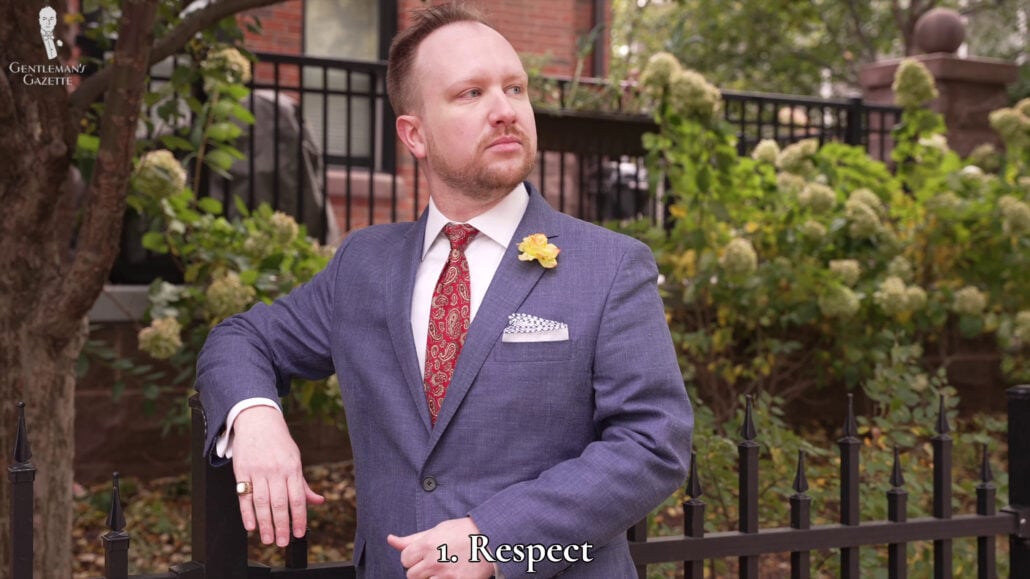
[216,184,530,457]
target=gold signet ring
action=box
[236,481,253,496]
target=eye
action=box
[463,88,482,98]
[508,85,524,95]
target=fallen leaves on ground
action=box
[72,461,356,578]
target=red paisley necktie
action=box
[423,223,479,425]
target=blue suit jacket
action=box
[196,184,693,577]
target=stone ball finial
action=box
[914,8,966,54]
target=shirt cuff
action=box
[215,398,281,458]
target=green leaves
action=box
[620,59,1029,426]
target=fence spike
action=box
[741,394,757,441]
[14,401,32,464]
[979,443,993,484]
[793,450,809,494]
[687,450,703,499]
[106,472,126,532]
[890,446,905,488]
[843,393,857,438]
[936,394,951,435]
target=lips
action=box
[486,134,523,152]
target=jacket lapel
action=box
[427,186,562,447]
[387,212,435,434]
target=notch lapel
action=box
[386,212,435,434]
[427,188,562,448]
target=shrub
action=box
[627,55,1028,421]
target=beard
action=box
[425,128,536,201]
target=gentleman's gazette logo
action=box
[6,6,84,86]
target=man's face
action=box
[407,22,537,199]
[39,11,56,32]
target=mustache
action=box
[481,127,529,148]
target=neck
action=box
[428,179,513,223]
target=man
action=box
[196,4,693,577]
[39,6,60,60]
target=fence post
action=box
[103,473,129,579]
[9,402,34,579]
[839,394,860,578]
[738,395,759,579]
[789,450,811,579]
[976,444,997,579]
[933,395,954,579]
[189,395,249,578]
[1008,385,1030,575]
[683,450,704,579]
[887,447,908,579]
[844,97,864,148]
[627,517,648,579]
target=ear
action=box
[395,115,427,159]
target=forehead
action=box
[413,22,525,84]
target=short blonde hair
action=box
[386,3,494,115]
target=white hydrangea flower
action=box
[720,238,758,276]
[818,284,860,319]
[798,183,837,214]
[799,220,827,242]
[873,276,909,315]
[206,271,257,320]
[751,139,780,164]
[829,259,861,286]
[133,149,187,200]
[887,256,914,283]
[952,286,987,316]
[270,211,300,244]
[138,317,183,359]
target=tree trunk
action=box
[1,1,159,576]
[0,319,87,579]
[2,0,283,573]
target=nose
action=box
[487,89,517,126]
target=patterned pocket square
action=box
[502,313,569,343]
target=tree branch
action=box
[844,0,877,62]
[69,0,283,116]
[42,0,161,335]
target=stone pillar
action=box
[858,8,1019,157]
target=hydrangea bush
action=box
[632,53,1023,576]
[112,44,342,426]
[630,53,1028,422]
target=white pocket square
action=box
[502,313,569,343]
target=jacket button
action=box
[421,476,437,492]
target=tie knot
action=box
[443,223,478,252]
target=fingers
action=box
[304,478,326,505]
[268,477,293,546]
[286,474,310,539]
[234,468,258,534]
[250,478,278,545]
[387,533,409,552]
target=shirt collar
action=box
[421,183,530,260]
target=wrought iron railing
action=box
[8,387,1029,578]
[110,52,903,285]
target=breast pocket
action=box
[493,338,576,362]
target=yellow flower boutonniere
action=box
[517,233,560,269]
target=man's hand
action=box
[231,405,325,546]
[387,517,495,579]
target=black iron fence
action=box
[110,51,902,284]
[8,387,1029,578]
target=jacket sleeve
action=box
[467,240,694,578]
[194,235,351,463]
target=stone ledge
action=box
[90,284,150,322]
